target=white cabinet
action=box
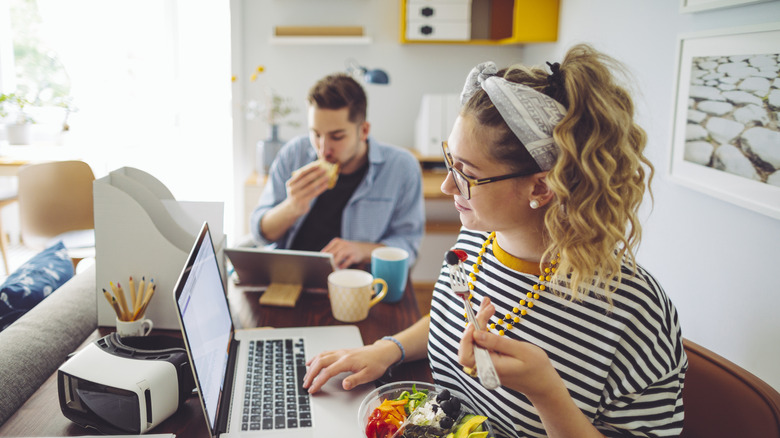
[405,0,472,41]
[401,0,560,45]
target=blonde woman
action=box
[304,44,687,438]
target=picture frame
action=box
[668,23,780,219]
[680,0,774,13]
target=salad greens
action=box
[394,384,429,415]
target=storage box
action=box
[94,167,225,330]
[415,93,460,158]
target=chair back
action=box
[681,338,780,438]
[17,160,95,249]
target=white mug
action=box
[327,269,387,322]
[116,317,153,337]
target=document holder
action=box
[94,167,225,329]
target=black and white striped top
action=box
[428,229,687,438]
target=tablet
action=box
[224,247,336,291]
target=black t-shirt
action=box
[290,160,369,252]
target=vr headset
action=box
[58,333,195,434]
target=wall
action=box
[522,0,780,390]
[233,0,780,389]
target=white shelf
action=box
[268,36,372,45]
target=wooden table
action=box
[0,281,431,436]
[0,157,32,176]
[0,144,81,176]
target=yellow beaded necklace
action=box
[465,232,559,336]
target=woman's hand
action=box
[458,297,563,401]
[303,341,399,394]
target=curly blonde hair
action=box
[462,44,653,301]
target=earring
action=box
[529,199,540,209]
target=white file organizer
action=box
[94,167,225,330]
[414,93,460,157]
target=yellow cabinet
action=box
[400,0,559,45]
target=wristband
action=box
[381,336,405,366]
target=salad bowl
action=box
[358,381,493,438]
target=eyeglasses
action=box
[441,141,532,200]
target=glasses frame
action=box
[441,141,534,200]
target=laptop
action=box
[224,247,335,291]
[172,222,372,437]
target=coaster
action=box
[258,282,303,307]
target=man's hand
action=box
[322,239,382,269]
[284,160,330,216]
[259,161,330,242]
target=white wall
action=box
[522,0,780,390]
[234,0,780,389]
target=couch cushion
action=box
[0,241,75,331]
[0,264,96,426]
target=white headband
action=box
[460,61,566,171]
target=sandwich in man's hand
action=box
[292,158,340,189]
[317,159,340,189]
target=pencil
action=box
[112,282,130,321]
[143,278,154,303]
[102,288,123,320]
[135,277,146,314]
[134,284,156,320]
[128,276,137,315]
[117,283,129,319]
[140,283,156,315]
[111,296,122,321]
[109,282,121,318]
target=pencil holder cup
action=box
[116,317,153,337]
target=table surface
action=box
[0,281,431,437]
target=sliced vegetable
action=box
[365,398,409,437]
[453,415,488,438]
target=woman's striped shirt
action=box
[428,229,687,437]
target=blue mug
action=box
[371,247,409,303]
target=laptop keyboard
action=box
[241,338,312,431]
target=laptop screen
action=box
[174,222,233,433]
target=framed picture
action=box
[680,0,774,13]
[669,23,780,219]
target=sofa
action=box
[0,264,96,426]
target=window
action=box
[1,0,234,236]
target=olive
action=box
[436,389,451,402]
[449,396,462,413]
[440,399,457,417]
[439,416,455,429]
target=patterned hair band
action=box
[459,61,567,171]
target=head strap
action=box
[460,61,567,171]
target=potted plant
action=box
[240,65,300,174]
[0,92,35,145]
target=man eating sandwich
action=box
[250,73,424,269]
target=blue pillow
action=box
[0,241,75,331]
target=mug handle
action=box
[368,279,388,308]
[142,319,154,336]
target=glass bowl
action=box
[357,380,493,438]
